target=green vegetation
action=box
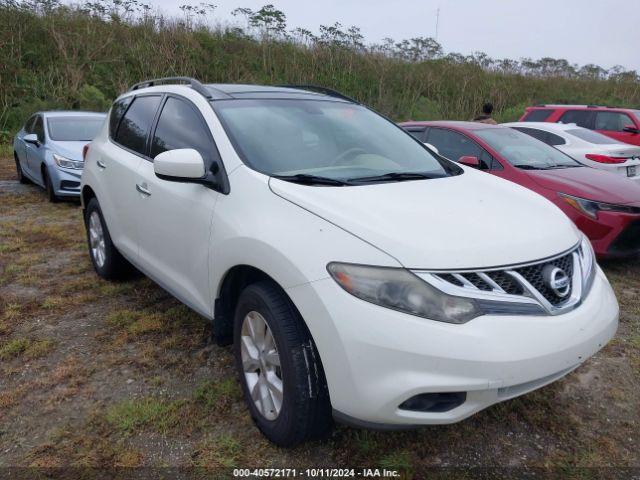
[105,397,186,434]
[1,0,639,139]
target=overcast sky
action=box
[147,0,640,71]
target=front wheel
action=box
[234,281,332,446]
[14,153,29,184]
[84,197,133,280]
[42,167,59,203]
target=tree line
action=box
[1,0,639,139]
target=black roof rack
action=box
[276,84,359,104]
[128,76,231,100]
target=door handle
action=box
[96,159,106,169]
[136,183,151,196]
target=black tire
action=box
[42,166,59,203]
[233,281,332,446]
[14,153,29,184]
[84,197,133,280]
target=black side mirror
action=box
[623,125,640,134]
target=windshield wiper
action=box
[271,174,350,186]
[348,172,437,183]
[513,164,546,170]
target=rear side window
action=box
[513,127,566,146]
[595,112,635,132]
[559,110,592,128]
[114,95,162,155]
[150,97,218,166]
[522,109,552,122]
[109,97,133,138]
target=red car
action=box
[400,121,640,258]
[520,105,640,146]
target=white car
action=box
[81,78,618,446]
[504,122,640,181]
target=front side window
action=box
[595,112,635,132]
[24,115,37,133]
[47,117,104,141]
[475,128,580,170]
[114,95,162,155]
[33,116,45,143]
[151,97,218,166]
[567,128,619,145]
[427,128,499,170]
[522,109,553,122]
[559,110,592,128]
[214,99,456,182]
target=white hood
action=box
[269,168,579,269]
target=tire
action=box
[42,166,59,203]
[14,153,29,184]
[84,197,133,280]
[233,281,332,447]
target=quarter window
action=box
[522,110,553,122]
[150,97,217,166]
[114,95,162,155]
[595,112,636,132]
[109,97,133,139]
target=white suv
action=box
[81,78,619,446]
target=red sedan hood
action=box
[526,167,640,206]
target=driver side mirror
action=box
[154,148,225,192]
[458,155,481,168]
[24,133,40,146]
[623,125,640,134]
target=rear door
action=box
[100,94,163,261]
[133,95,222,316]
[594,111,640,146]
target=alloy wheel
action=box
[240,310,283,420]
[88,211,106,268]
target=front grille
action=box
[514,252,573,306]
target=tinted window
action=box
[33,116,45,142]
[404,128,426,142]
[512,127,566,146]
[114,96,162,155]
[47,117,104,141]
[559,110,592,128]
[109,97,133,139]
[214,99,454,181]
[522,109,553,122]
[151,97,217,166]
[567,128,620,145]
[634,111,640,122]
[475,128,580,169]
[426,128,498,170]
[595,112,635,132]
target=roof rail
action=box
[128,77,231,100]
[276,84,359,104]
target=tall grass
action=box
[1,0,639,139]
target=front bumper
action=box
[50,165,82,197]
[287,267,618,426]
[571,210,640,257]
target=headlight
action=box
[578,234,596,296]
[53,153,83,170]
[560,193,640,219]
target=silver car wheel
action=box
[241,310,283,421]
[88,211,106,268]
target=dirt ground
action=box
[0,155,639,478]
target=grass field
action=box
[0,154,638,477]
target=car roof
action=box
[400,120,505,131]
[39,111,107,118]
[527,105,631,111]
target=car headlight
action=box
[53,153,83,170]
[560,193,640,219]
[578,234,596,297]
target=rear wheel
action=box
[14,153,29,184]
[42,166,59,203]
[233,281,332,446]
[84,197,133,280]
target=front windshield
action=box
[475,128,580,169]
[214,99,454,181]
[47,117,104,141]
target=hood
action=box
[269,169,579,270]
[526,167,640,205]
[48,141,87,161]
